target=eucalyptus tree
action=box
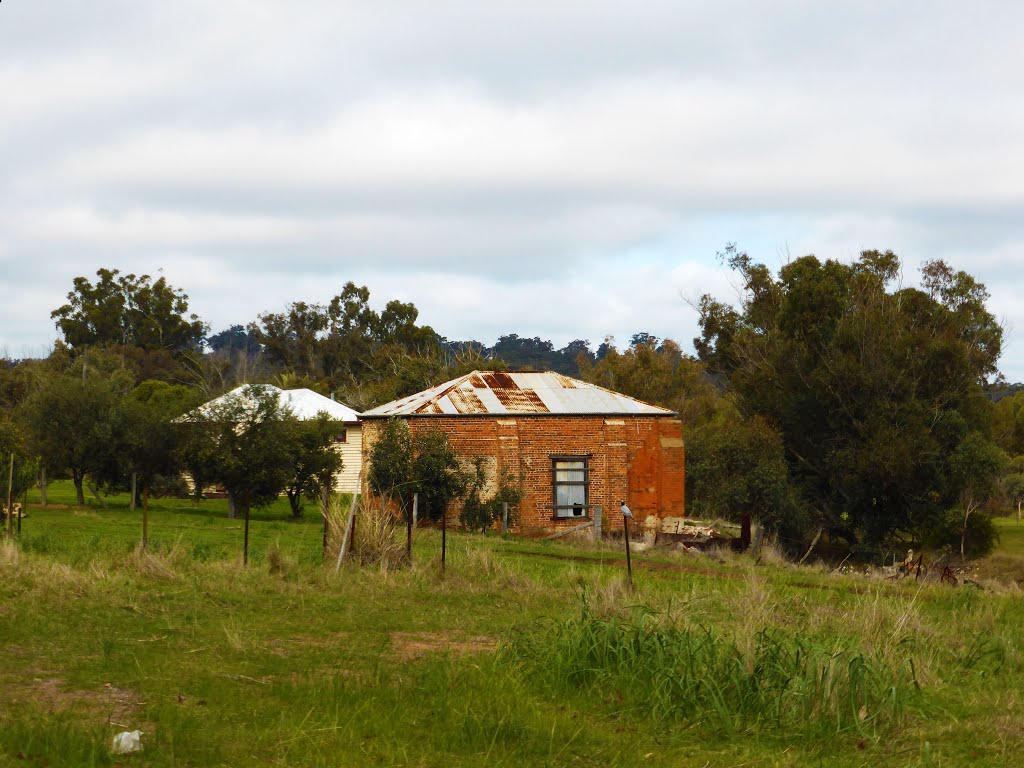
[695,246,1005,548]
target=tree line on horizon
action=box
[1,252,1023,559]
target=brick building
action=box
[360,371,684,535]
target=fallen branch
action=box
[798,527,823,566]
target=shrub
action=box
[460,460,521,533]
[924,508,999,559]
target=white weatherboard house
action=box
[191,385,363,493]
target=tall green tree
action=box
[366,418,415,559]
[90,380,201,547]
[252,282,445,408]
[579,335,799,532]
[282,414,344,518]
[993,390,1024,458]
[19,374,124,505]
[52,268,207,356]
[180,386,297,563]
[0,414,39,507]
[412,429,468,523]
[696,246,1004,547]
[949,432,1007,559]
[685,414,804,537]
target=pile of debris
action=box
[656,517,736,550]
[1,503,25,521]
[882,549,979,587]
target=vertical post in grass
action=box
[243,492,251,566]
[142,488,149,552]
[620,502,634,591]
[441,506,447,575]
[321,480,330,561]
[40,466,47,508]
[406,494,413,564]
[130,473,137,513]
[501,502,509,534]
[5,453,13,539]
[336,472,361,570]
[412,493,418,528]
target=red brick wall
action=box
[361,415,684,535]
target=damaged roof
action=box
[361,371,675,417]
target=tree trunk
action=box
[72,471,85,506]
[228,491,237,519]
[798,527,823,566]
[961,504,972,563]
[40,467,47,508]
[288,487,302,518]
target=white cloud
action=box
[1,0,1023,379]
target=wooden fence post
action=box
[5,453,12,539]
[336,471,361,570]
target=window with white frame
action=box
[552,457,589,518]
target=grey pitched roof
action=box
[187,385,360,423]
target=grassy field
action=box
[2,484,1024,767]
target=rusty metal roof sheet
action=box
[361,371,675,417]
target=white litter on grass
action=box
[112,730,143,754]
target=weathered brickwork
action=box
[361,415,684,535]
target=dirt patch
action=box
[2,676,143,727]
[390,631,499,661]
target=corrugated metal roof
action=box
[361,371,675,417]
[187,385,360,423]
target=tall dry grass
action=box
[327,495,406,570]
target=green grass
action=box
[2,483,1024,766]
[992,515,1024,557]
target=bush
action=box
[924,508,999,558]
[460,460,521,533]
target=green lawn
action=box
[2,485,1023,767]
[17,482,328,567]
[993,515,1024,556]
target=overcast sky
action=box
[2,1,1022,379]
